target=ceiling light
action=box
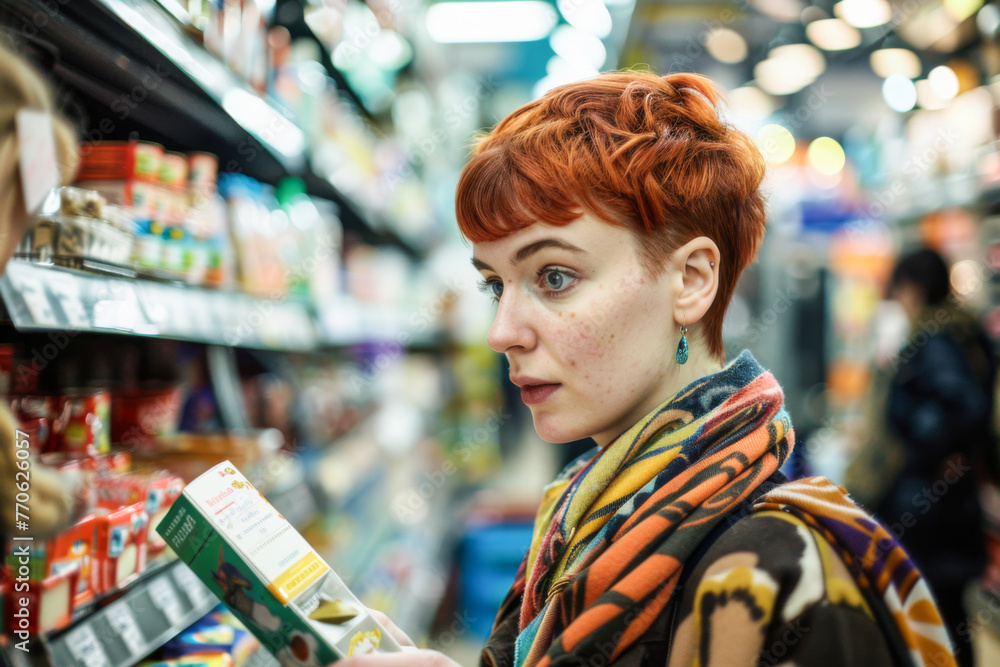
[549,25,607,70]
[882,74,917,112]
[807,137,846,174]
[557,0,613,38]
[915,79,948,110]
[705,28,748,63]
[870,48,922,79]
[769,43,826,79]
[928,65,960,100]
[833,0,892,28]
[757,124,796,163]
[806,18,861,50]
[545,55,600,80]
[978,3,1000,36]
[754,44,825,96]
[751,0,805,22]
[367,29,413,70]
[728,86,778,121]
[426,1,559,43]
[755,58,811,95]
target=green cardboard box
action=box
[157,460,401,664]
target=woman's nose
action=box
[487,289,536,353]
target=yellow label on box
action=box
[268,552,328,604]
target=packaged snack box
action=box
[93,502,149,594]
[6,514,97,608]
[157,461,401,664]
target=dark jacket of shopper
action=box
[877,303,993,593]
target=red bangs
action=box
[455,141,599,244]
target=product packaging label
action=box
[158,460,399,664]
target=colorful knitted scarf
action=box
[481,350,954,667]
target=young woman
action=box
[340,72,957,666]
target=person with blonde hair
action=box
[0,40,84,538]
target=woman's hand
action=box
[330,611,463,666]
[368,609,415,648]
[333,649,462,666]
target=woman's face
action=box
[472,214,680,446]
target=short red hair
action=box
[455,71,767,362]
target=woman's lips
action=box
[520,383,560,405]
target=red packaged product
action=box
[144,474,184,556]
[8,515,99,609]
[0,344,13,395]
[78,141,163,182]
[51,389,111,456]
[93,502,148,594]
[6,567,79,635]
[83,450,132,475]
[93,471,183,556]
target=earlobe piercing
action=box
[710,261,715,267]
[676,315,689,365]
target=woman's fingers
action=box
[368,609,416,647]
[332,649,461,667]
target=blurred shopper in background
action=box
[860,247,994,667]
[340,72,958,667]
[0,43,85,539]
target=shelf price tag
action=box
[7,268,59,327]
[64,623,111,667]
[106,602,145,656]
[48,275,90,329]
[148,576,185,625]
[172,564,212,607]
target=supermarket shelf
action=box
[0,0,417,254]
[8,559,219,667]
[0,261,446,351]
[92,0,307,173]
[0,261,319,352]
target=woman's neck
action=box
[591,345,725,448]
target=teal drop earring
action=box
[676,315,689,365]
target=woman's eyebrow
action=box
[513,239,587,264]
[471,239,586,273]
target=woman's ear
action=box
[669,237,720,326]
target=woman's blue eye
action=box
[544,271,568,290]
[478,279,503,301]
